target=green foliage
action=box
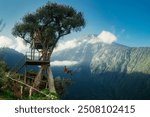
[54,77,72,97]
[12,2,85,50]
[30,89,59,100]
[0,60,7,88]
[0,60,15,99]
[12,2,85,95]
[30,76,72,100]
[28,77,72,100]
[0,59,72,100]
[0,89,15,99]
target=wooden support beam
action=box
[7,76,51,99]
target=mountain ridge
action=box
[0,35,150,75]
[52,35,150,75]
[0,35,150,99]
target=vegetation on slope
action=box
[0,59,71,100]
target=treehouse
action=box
[11,32,50,85]
[26,32,50,65]
[32,37,43,49]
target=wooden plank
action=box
[26,60,49,65]
[7,76,51,98]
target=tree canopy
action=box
[12,2,85,50]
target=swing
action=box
[64,66,73,75]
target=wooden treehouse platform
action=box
[26,60,49,65]
[25,52,50,65]
[11,51,50,73]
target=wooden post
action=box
[20,86,23,99]
[30,48,32,60]
[29,87,32,99]
[7,76,51,99]
[24,64,27,84]
[33,48,35,60]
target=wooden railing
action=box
[7,75,51,99]
[26,52,41,61]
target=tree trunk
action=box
[33,66,43,88]
[33,65,56,93]
[47,66,56,93]
[32,49,56,94]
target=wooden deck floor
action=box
[26,60,50,65]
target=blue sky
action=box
[0,0,150,47]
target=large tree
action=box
[12,2,85,93]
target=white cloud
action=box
[51,60,79,66]
[98,30,117,44]
[0,35,29,54]
[15,37,30,53]
[0,36,14,48]
[0,31,116,54]
[0,30,116,54]
[54,39,82,52]
[54,30,117,53]
[89,30,117,44]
